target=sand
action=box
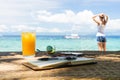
[0,51,120,80]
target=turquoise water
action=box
[0,35,120,52]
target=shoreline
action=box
[0,50,120,53]
[0,51,120,56]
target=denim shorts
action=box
[97,36,106,42]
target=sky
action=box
[0,0,120,35]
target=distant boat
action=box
[65,34,80,39]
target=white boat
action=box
[65,34,80,39]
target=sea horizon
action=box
[0,35,120,52]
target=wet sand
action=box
[0,51,120,80]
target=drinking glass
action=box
[21,32,36,57]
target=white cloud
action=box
[0,0,61,24]
[0,24,62,33]
[0,25,9,32]
[49,28,62,32]
[35,10,120,35]
[107,19,120,30]
[10,25,47,32]
[36,10,94,24]
[0,10,120,35]
[36,10,96,33]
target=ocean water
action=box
[0,35,120,52]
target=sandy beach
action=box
[0,51,120,80]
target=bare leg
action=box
[98,42,103,51]
[102,42,106,51]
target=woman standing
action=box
[92,13,108,51]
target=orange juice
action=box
[22,32,36,56]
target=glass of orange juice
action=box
[21,32,36,57]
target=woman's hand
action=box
[92,15,100,25]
